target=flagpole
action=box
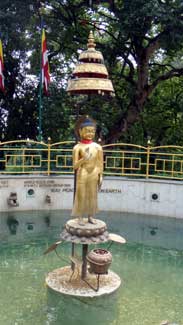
[38,16,43,141]
[0,33,5,93]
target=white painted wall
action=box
[0,175,182,218]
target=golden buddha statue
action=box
[71,116,103,225]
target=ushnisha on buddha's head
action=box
[75,116,96,141]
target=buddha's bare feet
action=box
[78,217,85,226]
[88,216,96,224]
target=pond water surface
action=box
[0,211,183,325]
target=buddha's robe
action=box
[71,142,103,217]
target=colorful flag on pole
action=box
[0,38,5,92]
[41,28,50,95]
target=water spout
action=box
[45,195,51,204]
[7,192,19,207]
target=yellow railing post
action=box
[47,137,51,176]
[171,155,175,178]
[146,144,150,179]
[121,151,124,175]
[22,147,25,173]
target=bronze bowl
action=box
[87,248,112,274]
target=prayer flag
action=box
[41,28,50,95]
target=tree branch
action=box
[83,20,119,42]
[118,56,136,86]
[149,68,183,94]
[149,63,176,69]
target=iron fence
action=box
[0,140,183,180]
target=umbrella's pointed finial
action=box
[87,30,96,50]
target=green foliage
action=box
[0,0,183,145]
[42,86,74,141]
[142,77,183,145]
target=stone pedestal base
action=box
[60,218,109,244]
[45,266,121,298]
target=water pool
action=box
[0,211,183,325]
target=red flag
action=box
[0,38,5,92]
[41,28,50,95]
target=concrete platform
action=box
[45,266,121,298]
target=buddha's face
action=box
[79,126,95,140]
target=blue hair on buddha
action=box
[75,116,96,138]
[80,118,95,129]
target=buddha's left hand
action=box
[98,174,103,189]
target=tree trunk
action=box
[107,56,149,143]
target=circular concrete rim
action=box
[45,266,121,298]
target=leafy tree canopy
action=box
[0,0,183,145]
